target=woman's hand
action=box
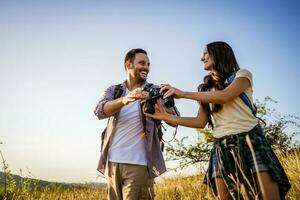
[143,100,169,121]
[160,84,184,99]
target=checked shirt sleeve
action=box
[94,85,115,120]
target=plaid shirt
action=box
[204,125,291,200]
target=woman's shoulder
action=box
[236,68,253,79]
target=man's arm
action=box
[94,85,115,120]
[94,86,145,120]
[102,97,126,117]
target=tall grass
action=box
[1,151,299,199]
[154,174,215,200]
[279,150,300,199]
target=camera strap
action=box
[160,123,178,143]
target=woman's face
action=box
[201,47,214,71]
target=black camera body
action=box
[143,83,174,114]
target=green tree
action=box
[165,97,299,168]
[256,97,299,152]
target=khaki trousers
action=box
[107,162,154,200]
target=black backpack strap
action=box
[154,120,168,152]
[200,85,214,129]
[141,106,147,134]
[113,84,123,99]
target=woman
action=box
[145,41,290,200]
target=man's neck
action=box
[125,77,145,91]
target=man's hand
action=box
[122,88,148,105]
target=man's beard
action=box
[137,73,147,82]
[134,69,148,82]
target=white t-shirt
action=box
[108,89,147,166]
[211,69,259,138]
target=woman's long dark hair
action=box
[198,41,240,128]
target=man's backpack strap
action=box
[100,84,123,152]
[153,120,166,152]
[141,84,165,152]
[113,84,123,99]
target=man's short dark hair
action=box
[124,48,147,66]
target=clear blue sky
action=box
[1,0,299,183]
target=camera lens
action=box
[144,103,155,114]
[164,96,174,107]
[160,89,174,107]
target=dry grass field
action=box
[1,150,299,200]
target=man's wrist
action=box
[121,96,127,105]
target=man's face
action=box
[127,53,150,81]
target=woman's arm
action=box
[162,77,251,104]
[145,101,208,129]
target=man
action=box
[94,48,179,200]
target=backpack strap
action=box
[200,85,215,129]
[142,83,176,152]
[114,83,148,135]
[100,84,123,152]
[113,84,123,99]
[226,72,256,115]
[226,72,266,126]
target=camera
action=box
[143,83,174,114]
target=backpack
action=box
[100,84,166,152]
